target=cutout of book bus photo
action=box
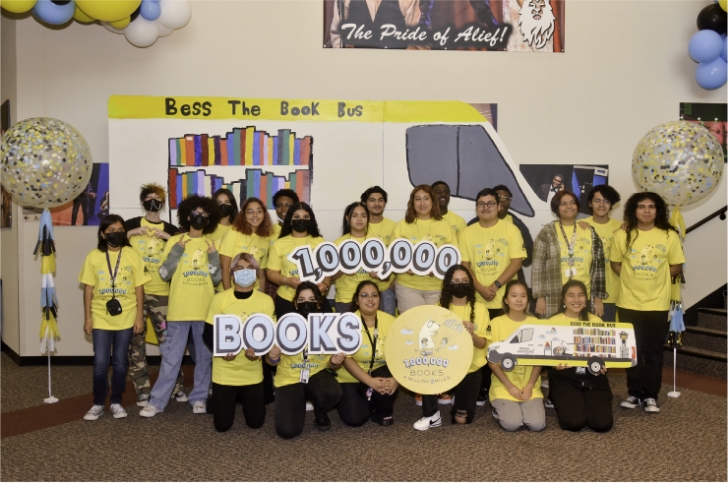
[487,320,638,376]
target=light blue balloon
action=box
[695,57,728,90]
[140,0,161,21]
[689,30,723,63]
[32,0,75,26]
[721,35,727,61]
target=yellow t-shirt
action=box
[487,314,544,402]
[128,218,174,296]
[267,235,326,301]
[585,217,623,304]
[207,224,231,250]
[336,310,395,384]
[274,348,331,388]
[205,289,276,386]
[367,218,397,291]
[271,223,282,239]
[555,223,594,295]
[162,234,217,321]
[446,302,490,373]
[219,229,273,269]
[393,218,457,291]
[333,235,377,304]
[611,227,685,311]
[458,219,526,308]
[442,211,467,235]
[502,214,514,225]
[78,247,150,331]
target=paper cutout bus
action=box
[487,319,637,376]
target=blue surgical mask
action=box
[233,268,257,288]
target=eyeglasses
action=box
[499,196,512,202]
[477,201,498,208]
[592,199,611,205]
[246,209,264,215]
[276,202,293,209]
[359,293,380,299]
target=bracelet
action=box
[268,356,280,363]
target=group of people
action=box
[79,179,684,437]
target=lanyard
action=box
[362,316,379,375]
[558,222,577,267]
[105,249,123,298]
[302,348,308,365]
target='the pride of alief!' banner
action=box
[323,0,565,52]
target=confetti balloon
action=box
[632,121,724,207]
[1,117,93,209]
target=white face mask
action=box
[233,268,257,288]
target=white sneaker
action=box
[110,403,127,419]
[413,411,442,431]
[620,396,641,409]
[544,398,554,409]
[139,405,162,418]
[137,394,150,407]
[438,394,453,405]
[173,390,188,402]
[491,408,499,421]
[643,398,660,413]
[83,405,104,421]
[305,401,314,412]
[541,379,549,389]
[193,401,207,414]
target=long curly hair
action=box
[348,280,380,313]
[557,279,590,321]
[405,185,442,223]
[622,192,677,250]
[342,202,370,236]
[177,195,221,235]
[232,197,273,237]
[439,264,476,323]
[279,202,322,238]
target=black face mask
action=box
[450,283,469,298]
[291,219,310,233]
[105,232,126,248]
[297,301,320,317]
[219,204,234,218]
[143,199,163,212]
[190,213,209,231]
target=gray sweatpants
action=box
[491,398,546,432]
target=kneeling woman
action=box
[414,265,489,430]
[547,280,613,432]
[488,281,546,432]
[336,281,398,427]
[203,253,275,432]
[267,282,344,439]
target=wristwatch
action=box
[494,280,502,289]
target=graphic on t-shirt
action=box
[629,243,666,280]
[191,249,206,270]
[145,238,165,260]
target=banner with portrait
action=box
[323,0,565,52]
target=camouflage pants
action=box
[128,294,185,397]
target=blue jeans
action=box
[149,321,211,411]
[92,328,133,406]
[380,287,396,316]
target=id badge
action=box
[366,387,373,401]
[299,369,310,384]
[576,367,586,375]
[564,267,578,278]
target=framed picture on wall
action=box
[680,102,727,163]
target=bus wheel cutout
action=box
[501,354,516,372]
[587,357,604,376]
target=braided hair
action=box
[439,264,476,323]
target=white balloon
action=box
[101,21,125,34]
[158,0,191,29]
[124,17,160,47]
[157,22,174,37]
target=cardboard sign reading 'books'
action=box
[287,238,461,284]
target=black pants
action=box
[548,369,613,432]
[336,365,397,426]
[451,370,482,423]
[211,382,265,432]
[274,370,342,439]
[618,308,670,400]
[478,308,503,397]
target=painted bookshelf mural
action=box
[167,127,313,209]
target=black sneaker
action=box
[314,415,331,431]
[377,416,394,427]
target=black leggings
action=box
[618,308,670,401]
[548,369,613,432]
[274,370,342,439]
[336,365,397,426]
[210,382,265,432]
[422,369,482,423]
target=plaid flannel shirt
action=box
[532,221,606,318]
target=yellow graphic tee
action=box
[162,235,216,321]
[271,223,282,240]
[442,211,467,235]
[459,220,526,308]
[128,218,174,296]
[446,302,490,373]
[367,218,397,292]
[611,228,685,311]
[207,224,230,250]
[393,218,457,291]
[487,314,544,402]
[78,247,150,331]
[555,223,593,295]
[267,235,325,301]
[585,217,623,304]
[205,289,276,386]
[336,310,395,384]
[333,235,377,304]
[274,348,331,388]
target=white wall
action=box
[1,0,726,356]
